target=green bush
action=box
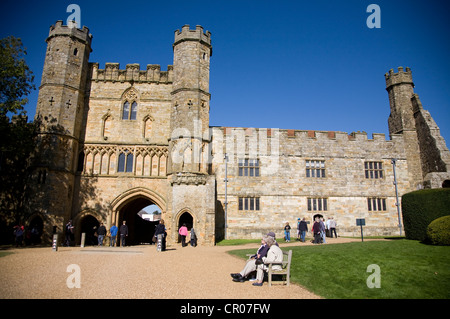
[426,216,450,246]
[402,188,450,241]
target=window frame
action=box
[364,161,384,179]
[238,197,260,211]
[367,197,387,211]
[117,151,134,173]
[122,100,138,120]
[238,158,260,177]
[307,197,328,212]
[306,160,326,178]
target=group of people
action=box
[282,217,338,244]
[64,220,129,247]
[62,219,196,250]
[12,224,41,247]
[230,231,283,287]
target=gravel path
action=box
[0,237,367,299]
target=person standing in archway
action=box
[119,220,128,247]
[179,223,188,247]
[97,223,107,246]
[154,219,166,251]
[109,223,118,247]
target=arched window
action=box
[122,101,130,120]
[130,101,137,120]
[122,101,138,120]
[121,88,139,120]
[118,152,133,173]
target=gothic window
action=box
[122,101,138,120]
[365,161,384,179]
[238,159,260,177]
[130,102,137,120]
[122,101,129,120]
[307,198,328,212]
[118,152,133,173]
[306,160,326,178]
[121,88,139,120]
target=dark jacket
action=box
[299,220,308,232]
[312,221,321,234]
[119,224,128,236]
[97,225,107,236]
[154,223,165,236]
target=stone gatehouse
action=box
[27,21,450,246]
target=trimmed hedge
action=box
[426,215,450,245]
[402,188,450,241]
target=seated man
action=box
[230,231,278,282]
[230,236,268,282]
[252,236,283,287]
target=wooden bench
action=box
[268,249,292,286]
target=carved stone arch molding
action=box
[143,114,155,139]
[101,109,113,139]
[121,86,140,101]
[110,187,167,226]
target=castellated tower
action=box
[167,25,216,245]
[29,21,92,238]
[169,25,212,177]
[386,67,450,189]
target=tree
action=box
[0,36,36,241]
[0,36,35,117]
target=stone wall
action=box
[212,127,410,238]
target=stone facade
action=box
[27,21,450,245]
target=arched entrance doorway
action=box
[28,215,44,245]
[118,197,161,245]
[80,214,100,246]
[177,211,194,243]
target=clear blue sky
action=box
[1,0,449,143]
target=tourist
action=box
[284,222,291,242]
[252,236,283,287]
[179,223,188,247]
[231,236,269,282]
[14,224,24,247]
[190,227,197,247]
[64,220,74,247]
[296,218,301,240]
[319,217,327,243]
[97,222,107,246]
[312,218,321,244]
[109,223,118,247]
[154,219,166,251]
[119,220,128,247]
[329,217,337,238]
[299,218,308,242]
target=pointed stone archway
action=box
[175,209,195,243]
[110,187,166,246]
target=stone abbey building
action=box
[28,21,450,245]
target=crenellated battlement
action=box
[174,24,212,54]
[385,66,414,89]
[90,62,173,83]
[47,20,92,48]
[217,127,401,143]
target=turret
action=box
[29,21,93,239]
[385,67,415,135]
[169,25,212,177]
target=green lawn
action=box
[228,239,450,299]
